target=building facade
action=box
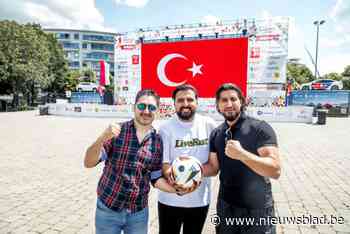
[44,28,119,79]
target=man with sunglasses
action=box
[84,89,176,234]
[157,84,217,234]
[203,83,281,234]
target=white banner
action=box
[46,103,133,118]
[246,106,313,123]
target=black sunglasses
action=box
[136,103,157,112]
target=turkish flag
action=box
[141,38,248,98]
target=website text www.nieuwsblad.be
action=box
[210,214,345,226]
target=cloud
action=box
[330,0,350,21]
[319,53,350,75]
[0,0,116,32]
[201,15,220,25]
[115,0,149,8]
[330,0,350,34]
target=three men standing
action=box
[85,83,281,234]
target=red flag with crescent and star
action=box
[141,38,248,98]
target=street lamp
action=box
[313,20,325,79]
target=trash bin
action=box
[316,109,328,125]
[39,106,49,115]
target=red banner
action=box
[99,60,110,86]
[141,38,248,97]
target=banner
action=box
[141,38,248,97]
[114,37,141,104]
[247,106,313,123]
[46,103,133,118]
[289,91,350,116]
[99,60,110,86]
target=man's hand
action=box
[163,165,176,186]
[100,123,121,141]
[225,140,247,161]
[174,180,201,196]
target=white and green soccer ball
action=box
[171,156,202,189]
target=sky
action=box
[0,0,349,76]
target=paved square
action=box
[0,111,349,234]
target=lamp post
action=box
[313,20,325,79]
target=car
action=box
[300,79,343,90]
[76,82,98,92]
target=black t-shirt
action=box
[209,112,278,209]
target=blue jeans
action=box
[95,199,148,234]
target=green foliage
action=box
[342,65,350,78]
[322,72,343,81]
[0,20,70,108]
[81,68,96,83]
[44,32,69,93]
[342,78,350,90]
[64,70,81,91]
[286,63,315,87]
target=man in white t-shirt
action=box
[158,84,217,234]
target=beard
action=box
[176,107,196,121]
[222,111,240,122]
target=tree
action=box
[0,21,71,108]
[287,62,314,88]
[82,68,96,83]
[41,30,69,94]
[342,65,350,78]
[342,78,350,90]
[322,72,343,81]
[64,70,80,91]
[0,21,51,107]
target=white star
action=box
[187,62,203,77]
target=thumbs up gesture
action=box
[101,123,121,142]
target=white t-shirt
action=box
[158,114,217,207]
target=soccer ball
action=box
[171,156,203,189]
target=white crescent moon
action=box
[157,53,187,87]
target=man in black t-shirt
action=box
[203,83,281,234]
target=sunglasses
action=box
[136,103,157,112]
[225,127,233,144]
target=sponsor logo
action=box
[175,138,209,148]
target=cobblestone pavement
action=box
[0,111,350,234]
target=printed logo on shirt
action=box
[175,138,209,148]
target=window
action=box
[74,33,79,40]
[91,43,114,51]
[68,61,80,68]
[82,34,114,42]
[58,33,70,39]
[83,52,110,61]
[62,42,79,49]
[82,43,88,49]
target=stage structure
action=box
[114,17,289,117]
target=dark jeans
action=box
[216,199,276,234]
[158,202,209,234]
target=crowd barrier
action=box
[43,103,313,123]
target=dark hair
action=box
[215,83,246,111]
[172,84,198,100]
[135,89,160,107]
